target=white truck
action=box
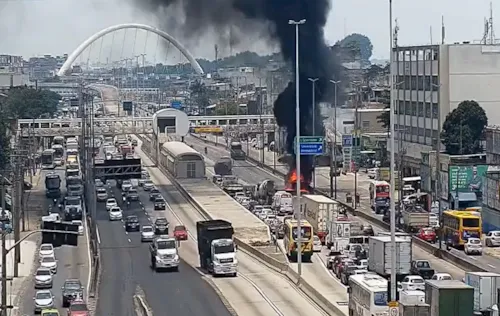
[325,219,358,254]
[149,236,180,272]
[464,271,500,313]
[302,194,338,245]
[401,205,430,233]
[368,236,412,277]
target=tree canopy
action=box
[4,87,61,119]
[377,106,390,131]
[337,33,373,63]
[441,100,488,155]
[0,103,9,170]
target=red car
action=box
[418,227,437,243]
[67,299,89,316]
[173,225,188,240]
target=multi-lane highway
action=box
[18,168,91,315]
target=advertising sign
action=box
[194,126,223,133]
[448,165,488,198]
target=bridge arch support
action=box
[58,23,204,76]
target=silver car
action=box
[39,256,58,274]
[141,225,155,242]
[34,268,53,289]
[33,289,55,313]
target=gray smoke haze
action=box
[130,0,337,180]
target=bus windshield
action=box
[41,153,53,164]
[292,226,312,240]
[463,218,480,228]
[376,185,390,193]
[230,143,242,150]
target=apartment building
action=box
[389,43,500,175]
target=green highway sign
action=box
[299,136,324,143]
[294,136,324,155]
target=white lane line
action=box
[128,239,131,243]
[489,264,496,269]
[96,225,101,244]
[84,202,92,302]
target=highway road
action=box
[185,136,466,280]
[135,139,333,316]
[18,167,91,315]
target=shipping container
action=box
[398,302,430,316]
[368,236,412,276]
[425,280,474,316]
[465,271,500,312]
[400,290,425,305]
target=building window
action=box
[418,128,424,136]
[362,121,370,128]
[404,76,410,90]
[425,129,432,137]
[411,102,417,116]
[417,76,424,91]
[418,103,424,117]
[411,127,418,136]
[425,103,431,118]
[405,101,411,116]
[187,162,196,178]
[399,101,404,115]
[411,76,417,90]
[432,76,439,90]
[432,103,438,117]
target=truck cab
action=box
[149,237,179,272]
[64,196,83,221]
[410,259,435,279]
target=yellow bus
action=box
[283,219,314,262]
[442,210,482,248]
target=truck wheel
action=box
[232,272,237,277]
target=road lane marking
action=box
[489,264,496,269]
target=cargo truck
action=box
[302,194,338,245]
[425,280,474,316]
[464,271,500,314]
[214,156,232,176]
[401,205,430,233]
[45,173,61,198]
[367,236,411,279]
[196,220,238,277]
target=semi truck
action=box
[367,235,411,279]
[229,141,246,160]
[301,194,338,245]
[196,220,238,277]
[221,176,243,196]
[214,157,232,176]
[464,271,500,314]
[45,173,61,198]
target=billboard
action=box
[448,165,488,198]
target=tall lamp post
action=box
[308,78,319,188]
[330,80,340,199]
[388,0,397,303]
[289,18,306,277]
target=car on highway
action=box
[154,197,166,210]
[34,267,53,289]
[125,215,140,232]
[464,237,483,255]
[401,275,425,291]
[121,180,132,192]
[68,299,89,316]
[141,225,155,242]
[96,188,108,202]
[431,273,453,281]
[126,189,139,201]
[33,289,55,313]
[39,244,55,258]
[143,180,154,191]
[41,308,59,316]
[131,139,138,146]
[105,198,117,211]
[149,191,161,201]
[109,207,123,221]
[39,255,58,274]
[71,220,84,235]
[94,179,104,188]
[61,279,84,307]
[417,227,437,243]
[173,225,188,240]
[485,230,500,247]
[154,217,169,235]
[313,235,322,252]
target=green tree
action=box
[0,103,10,170]
[441,100,488,155]
[338,33,373,63]
[189,80,210,112]
[4,87,60,119]
[215,103,239,116]
[377,106,390,131]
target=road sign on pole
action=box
[388,301,399,316]
[342,135,353,147]
[294,136,324,155]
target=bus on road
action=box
[443,210,482,248]
[348,273,388,316]
[41,149,56,169]
[283,219,314,262]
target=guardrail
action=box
[191,133,489,273]
[137,135,347,316]
[86,211,102,298]
[134,295,153,316]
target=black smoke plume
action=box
[130,0,336,181]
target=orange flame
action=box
[285,169,310,194]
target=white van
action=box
[272,191,293,215]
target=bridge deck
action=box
[177,178,270,245]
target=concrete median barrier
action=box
[191,133,489,274]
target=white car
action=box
[141,225,155,242]
[485,231,500,247]
[106,198,118,211]
[34,268,53,289]
[39,244,54,258]
[109,207,123,221]
[356,259,368,270]
[313,235,322,252]
[431,273,452,281]
[464,238,483,255]
[33,289,55,313]
[39,256,57,274]
[401,275,425,291]
[71,220,84,235]
[143,181,154,191]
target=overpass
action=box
[17,114,276,137]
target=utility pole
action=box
[330,80,341,199]
[0,170,12,316]
[13,153,23,277]
[308,78,319,188]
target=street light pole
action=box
[289,18,306,277]
[330,80,340,199]
[308,78,319,188]
[388,0,397,303]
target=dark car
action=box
[125,215,140,232]
[61,279,84,307]
[127,189,139,201]
[154,197,166,210]
[149,192,161,201]
[154,217,169,235]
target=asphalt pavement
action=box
[18,167,91,315]
[94,179,233,315]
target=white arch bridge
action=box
[58,23,204,76]
[17,115,277,137]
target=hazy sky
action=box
[0,0,496,64]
